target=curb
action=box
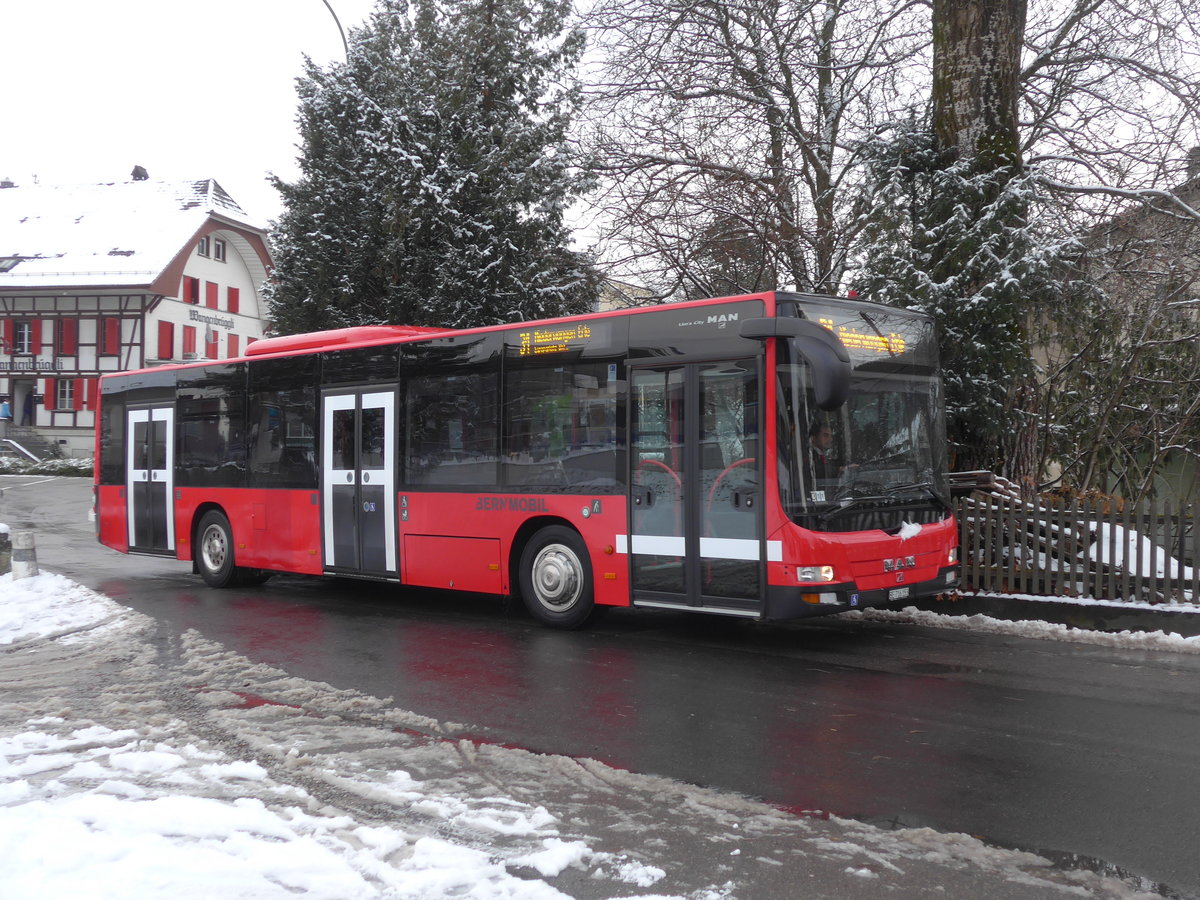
[908,593,1200,638]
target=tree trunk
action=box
[932,0,1026,170]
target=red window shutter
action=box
[227,333,239,358]
[227,287,240,314]
[73,378,86,411]
[205,329,219,359]
[183,325,197,355]
[31,319,42,353]
[58,319,78,356]
[1,319,11,352]
[183,276,200,304]
[102,317,120,355]
[206,282,218,309]
[43,379,55,410]
[158,321,174,359]
[85,378,99,411]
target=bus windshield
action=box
[775,306,949,531]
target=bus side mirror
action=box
[739,317,850,411]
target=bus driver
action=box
[807,422,839,482]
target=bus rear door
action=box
[629,360,762,615]
[321,389,397,578]
[126,406,175,554]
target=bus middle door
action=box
[629,361,762,615]
[321,389,397,578]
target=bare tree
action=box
[584,0,929,298]
[1022,0,1200,210]
[1018,0,1200,500]
[583,0,1200,499]
[585,0,1200,293]
[1039,182,1200,501]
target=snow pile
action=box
[850,605,1200,654]
[0,572,1172,898]
[1087,522,1197,582]
[0,571,122,646]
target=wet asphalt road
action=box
[5,474,1200,897]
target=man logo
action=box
[883,556,916,572]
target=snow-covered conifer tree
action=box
[266,0,598,333]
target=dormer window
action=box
[213,238,227,262]
[197,236,211,257]
[0,257,22,272]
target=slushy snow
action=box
[0,570,1180,898]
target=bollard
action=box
[0,530,10,576]
[12,531,38,580]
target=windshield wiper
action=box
[883,479,933,495]
[883,480,948,504]
[818,493,893,522]
[820,481,943,518]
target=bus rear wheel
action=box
[196,510,239,588]
[518,526,595,629]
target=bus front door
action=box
[629,361,762,614]
[321,390,397,578]
[126,406,175,554]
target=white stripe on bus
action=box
[615,535,782,562]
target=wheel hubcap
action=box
[201,525,227,572]
[531,543,583,610]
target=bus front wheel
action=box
[518,526,595,629]
[196,510,239,588]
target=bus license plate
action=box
[888,587,910,601]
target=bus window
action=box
[503,360,618,491]
[247,356,318,488]
[405,371,498,486]
[177,365,246,488]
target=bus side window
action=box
[247,357,318,489]
[405,372,498,486]
[503,360,617,491]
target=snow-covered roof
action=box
[0,178,266,290]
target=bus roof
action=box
[105,290,931,379]
[243,325,445,357]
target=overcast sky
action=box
[2,0,381,223]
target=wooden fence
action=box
[954,486,1199,605]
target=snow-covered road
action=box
[0,570,1179,898]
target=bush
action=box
[0,456,94,477]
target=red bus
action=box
[95,291,958,628]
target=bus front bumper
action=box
[764,565,959,620]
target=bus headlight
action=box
[948,546,959,565]
[797,565,835,583]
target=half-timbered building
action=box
[0,177,271,457]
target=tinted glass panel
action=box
[177,364,246,488]
[322,345,400,386]
[103,369,176,407]
[98,393,125,485]
[332,409,355,470]
[699,361,758,600]
[150,419,168,471]
[630,368,686,594]
[502,359,619,491]
[776,292,939,373]
[133,420,151,470]
[361,407,385,469]
[248,356,318,488]
[405,371,498,486]
[402,334,503,372]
